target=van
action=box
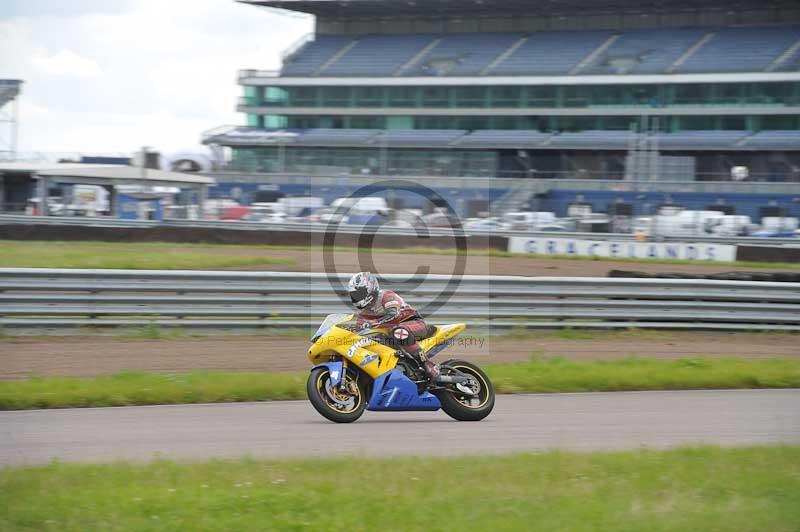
[502,211,556,230]
[651,210,725,237]
[330,197,389,215]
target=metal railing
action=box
[238,69,281,80]
[208,170,800,195]
[1,269,798,331]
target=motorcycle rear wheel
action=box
[434,360,495,421]
[307,367,367,423]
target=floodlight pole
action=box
[0,90,20,160]
[10,96,18,157]
[140,146,148,181]
[35,173,48,216]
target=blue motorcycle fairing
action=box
[367,369,441,412]
[312,361,344,387]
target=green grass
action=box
[0,241,296,270]
[503,327,675,341]
[1,446,798,532]
[0,371,307,409]
[1,239,797,270]
[488,356,800,394]
[2,357,798,410]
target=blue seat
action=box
[677,26,800,73]
[490,31,613,75]
[281,35,355,76]
[410,33,523,76]
[582,29,706,74]
[323,34,436,76]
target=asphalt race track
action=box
[2,389,799,465]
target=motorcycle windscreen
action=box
[311,313,352,342]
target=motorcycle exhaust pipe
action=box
[434,375,469,384]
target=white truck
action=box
[502,211,557,231]
[635,210,726,237]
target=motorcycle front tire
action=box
[307,367,368,424]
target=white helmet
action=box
[348,271,379,310]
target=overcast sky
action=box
[0,0,313,155]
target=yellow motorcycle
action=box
[307,313,495,423]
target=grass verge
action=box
[1,239,797,270]
[1,357,798,410]
[1,446,798,531]
[0,241,296,270]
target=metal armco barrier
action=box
[1,269,798,331]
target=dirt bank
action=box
[1,331,795,379]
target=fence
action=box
[1,269,798,331]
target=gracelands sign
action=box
[508,237,736,261]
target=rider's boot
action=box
[410,347,439,381]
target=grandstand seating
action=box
[489,31,613,75]
[409,33,523,76]
[548,130,636,150]
[580,28,706,74]
[652,131,750,150]
[322,34,435,76]
[207,128,799,151]
[676,26,800,73]
[294,128,380,145]
[457,130,552,148]
[281,35,353,76]
[741,130,800,150]
[376,129,468,147]
[280,26,800,77]
[775,45,800,71]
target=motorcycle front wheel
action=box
[434,360,495,421]
[307,367,367,423]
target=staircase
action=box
[767,37,800,72]
[481,36,528,75]
[491,181,537,216]
[570,34,620,75]
[314,39,359,76]
[667,32,715,73]
[395,37,442,76]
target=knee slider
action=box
[392,326,415,346]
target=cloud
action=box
[0,0,314,153]
[31,49,103,78]
[1,0,138,18]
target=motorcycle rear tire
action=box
[435,360,495,422]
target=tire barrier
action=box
[736,245,800,263]
[0,223,508,250]
[608,270,800,283]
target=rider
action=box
[347,271,439,381]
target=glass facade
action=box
[243,82,800,110]
[231,147,498,176]
[246,113,800,132]
[232,81,800,178]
